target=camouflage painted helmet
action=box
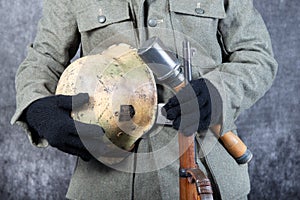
[56,44,157,155]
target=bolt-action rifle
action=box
[138,37,252,200]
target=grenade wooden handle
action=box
[220,132,252,164]
[210,126,252,164]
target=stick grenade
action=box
[138,36,252,165]
[138,37,214,200]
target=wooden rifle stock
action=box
[179,133,201,200]
[174,83,214,200]
[175,81,252,200]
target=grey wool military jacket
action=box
[12,0,277,199]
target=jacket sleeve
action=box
[11,0,80,147]
[203,0,278,135]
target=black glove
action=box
[162,79,214,136]
[24,93,106,161]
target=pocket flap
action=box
[169,0,226,19]
[77,1,130,32]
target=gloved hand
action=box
[24,93,106,161]
[162,79,214,136]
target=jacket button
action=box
[195,8,205,14]
[148,18,157,27]
[98,15,106,23]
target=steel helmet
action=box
[56,44,157,158]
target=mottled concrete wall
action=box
[0,0,299,199]
[242,0,300,199]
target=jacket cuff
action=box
[14,120,49,148]
[202,70,237,136]
[11,96,49,148]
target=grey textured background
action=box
[0,0,299,199]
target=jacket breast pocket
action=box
[169,0,226,74]
[169,0,226,32]
[76,1,136,55]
